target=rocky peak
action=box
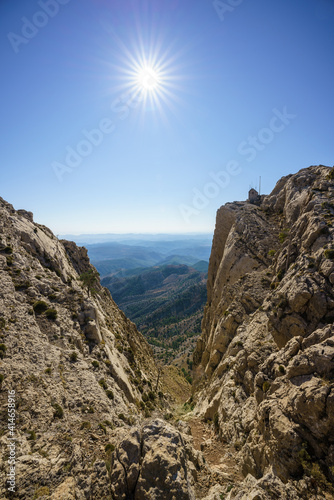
[0,197,202,499]
[193,165,334,498]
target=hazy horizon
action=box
[58,231,214,246]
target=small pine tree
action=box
[79,269,100,296]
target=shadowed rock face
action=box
[193,166,334,497]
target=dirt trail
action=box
[161,367,243,496]
[187,417,244,498]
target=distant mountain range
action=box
[60,232,212,246]
[61,234,211,364]
[79,237,212,278]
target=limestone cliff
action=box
[193,165,334,499]
[0,197,199,499]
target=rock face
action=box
[110,419,200,500]
[0,197,199,499]
[1,164,334,499]
[193,165,334,498]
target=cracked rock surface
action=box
[110,419,199,499]
[193,165,334,498]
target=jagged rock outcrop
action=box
[0,197,200,499]
[193,165,334,498]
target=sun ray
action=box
[99,22,193,126]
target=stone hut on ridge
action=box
[248,188,259,203]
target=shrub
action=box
[33,301,48,314]
[327,167,334,180]
[268,249,276,257]
[299,442,332,491]
[0,344,6,359]
[33,487,50,499]
[309,463,332,490]
[148,391,155,401]
[53,403,64,419]
[45,308,57,320]
[279,365,286,374]
[99,378,108,390]
[45,367,52,375]
[27,430,36,440]
[106,390,114,400]
[277,269,285,281]
[262,381,271,393]
[105,443,115,453]
[279,231,288,243]
[324,249,334,260]
[0,374,4,384]
[79,269,100,296]
[4,246,13,254]
[92,360,100,368]
[70,352,78,362]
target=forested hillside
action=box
[102,264,207,364]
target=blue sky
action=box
[1,0,333,234]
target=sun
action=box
[136,66,161,91]
[107,34,186,118]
